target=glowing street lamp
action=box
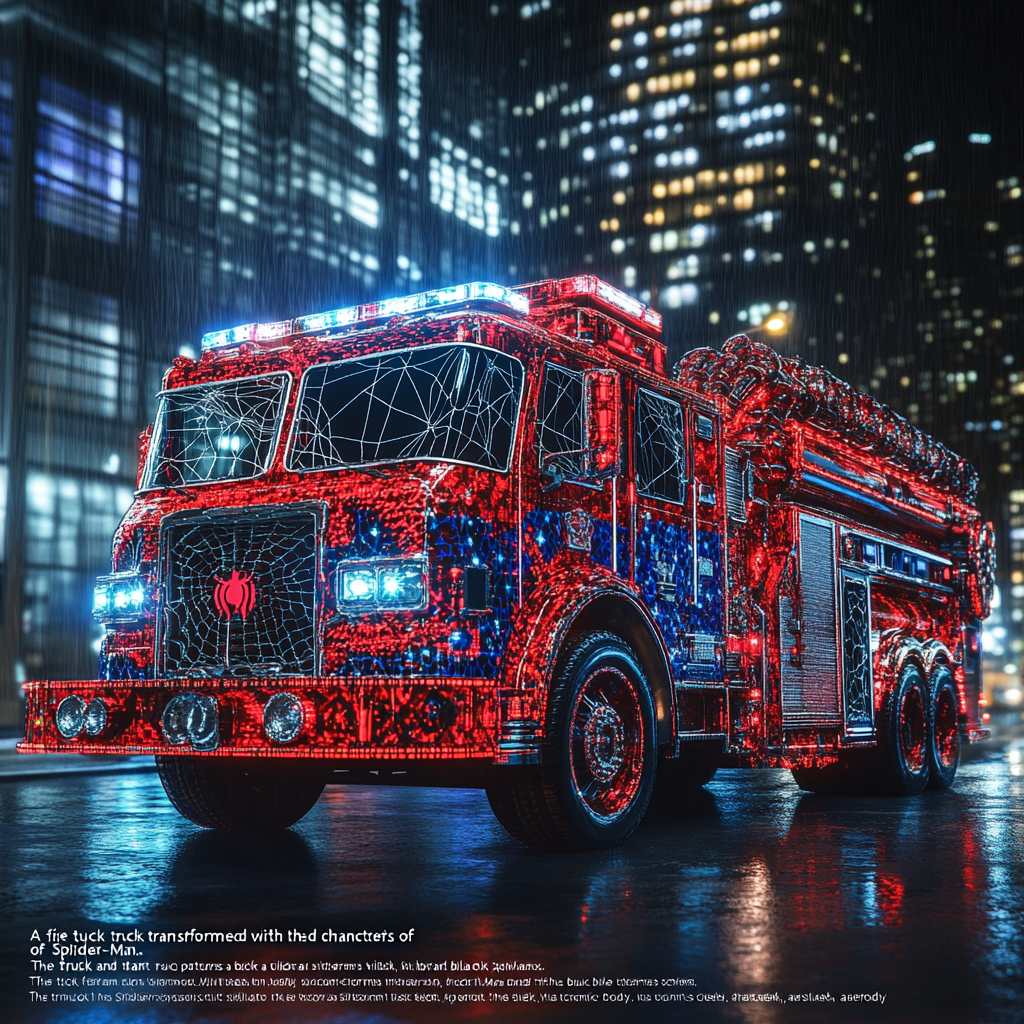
[764,314,788,333]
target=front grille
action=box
[161,507,318,677]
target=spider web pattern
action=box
[841,575,873,729]
[146,375,289,488]
[288,345,522,472]
[162,508,317,677]
[535,362,584,478]
[635,389,685,503]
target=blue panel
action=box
[634,518,723,681]
[340,508,517,680]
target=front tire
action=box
[156,756,327,831]
[486,632,657,851]
[926,666,961,789]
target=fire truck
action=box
[19,276,994,851]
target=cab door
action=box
[631,387,695,680]
[523,356,625,589]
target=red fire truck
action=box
[19,276,994,851]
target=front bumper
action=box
[20,677,501,759]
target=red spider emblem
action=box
[213,570,257,620]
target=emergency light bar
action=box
[516,275,663,335]
[201,282,529,352]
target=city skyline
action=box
[0,0,1020,723]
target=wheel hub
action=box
[899,685,927,773]
[583,704,625,782]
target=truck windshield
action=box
[287,343,523,473]
[143,374,290,488]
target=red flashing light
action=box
[519,275,663,335]
[560,275,663,334]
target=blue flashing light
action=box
[296,281,530,337]
[202,283,529,352]
[294,305,360,334]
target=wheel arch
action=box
[564,594,675,751]
[876,632,956,697]
[500,569,675,752]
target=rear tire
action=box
[876,663,930,795]
[791,751,873,795]
[926,666,961,790]
[486,632,657,851]
[156,756,327,831]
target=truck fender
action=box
[499,565,675,750]
[875,631,955,700]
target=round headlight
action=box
[56,695,86,739]
[84,698,108,737]
[263,692,304,744]
[162,692,220,750]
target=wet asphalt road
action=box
[1,732,1022,1024]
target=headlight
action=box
[56,695,86,739]
[338,559,426,611]
[263,692,304,743]
[84,698,108,736]
[161,693,219,750]
[93,573,147,622]
[342,569,376,603]
[379,564,425,607]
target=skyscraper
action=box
[876,136,1023,673]
[0,0,515,724]
[533,0,888,365]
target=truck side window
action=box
[635,388,686,503]
[536,362,585,478]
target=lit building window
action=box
[654,148,698,168]
[295,1,382,138]
[26,472,134,571]
[734,188,754,210]
[651,95,691,120]
[668,1,712,15]
[397,0,422,160]
[34,78,139,244]
[429,142,500,236]
[717,104,785,133]
[27,278,131,421]
[662,283,698,307]
[645,71,696,93]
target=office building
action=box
[0,0,516,724]
[877,137,1023,670]
[505,0,887,366]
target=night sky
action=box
[876,0,1023,185]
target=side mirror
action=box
[137,426,153,488]
[585,369,621,478]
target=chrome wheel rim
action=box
[569,666,644,821]
[899,682,927,774]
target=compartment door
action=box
[840,572,874,736]
[780,514,841,727]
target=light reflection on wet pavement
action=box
[1,734,1021,1024]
